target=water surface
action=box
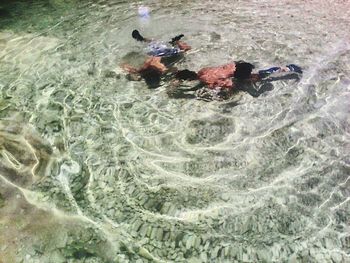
[0,0,349,262]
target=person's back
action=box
[195,62,255,89]
[197,64,236,89]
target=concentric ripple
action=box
[0,0,349,262]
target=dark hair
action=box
[234,61,255,80]
[139,68,162,88]
[175,69,198,80]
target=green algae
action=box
[0,0,81,33]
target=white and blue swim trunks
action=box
[146,42,181,57]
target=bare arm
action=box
[175,41,191,51]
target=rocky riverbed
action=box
[0,0,349,262]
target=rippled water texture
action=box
[0,0,350,262]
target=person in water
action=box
[122,30,302,95]
[122,30,191,88]
[170,62,302,99]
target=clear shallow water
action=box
[0,0,349,262]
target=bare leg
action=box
[258,64,302,78]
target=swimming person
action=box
[122,30,302,96]
[176,62,302,85]
[131,29,191,56]
[121,30,192,88]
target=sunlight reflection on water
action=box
[0,0,349,262]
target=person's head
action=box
[139,68,162,88]
[234,61,255,80]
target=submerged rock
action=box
[0,192,4,208]
[0,119,55,187]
